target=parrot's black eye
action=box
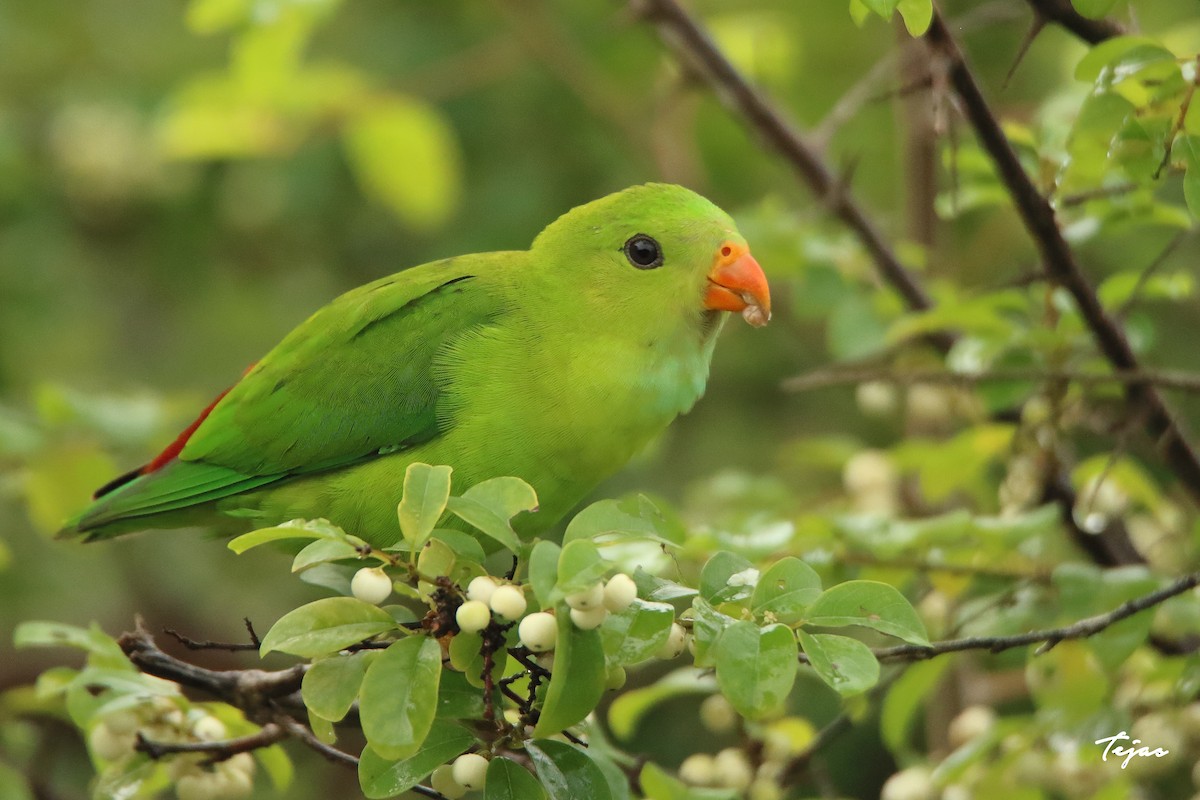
[623,234,663,270]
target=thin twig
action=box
[1152,54,1199,179]
[925,11,1200,510]
[801,571,1200,664]
[136,725,286,763]
[784,365,1200,394]
[164,628,258,652]
[1116,231,1190,320]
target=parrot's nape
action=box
[61,183,770,546]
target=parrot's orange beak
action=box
[704,241,771,327]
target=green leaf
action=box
[714,622,799,719]
[445,476,536,553]
[796,630,880,697]
[828,294,888,360]
[342,96,462,230]
[398,463,453,549]
[1071,0,1120,19]
[255,744,295,791]
[485,757,549,800]
[555,539,611,599]
[633,568,698,603]
[358,721,474,799]
[528,540,562,608]
[639,762,738,800]
[228,518,347,554]
[689,597,737,669]
[291,536,363,573]
[359,636,443,760]
[260,597,397,658]
[607,668,717,740]
[859,0,899,18]
[436,669,486,719]
[699,551,757,605]
[533,609,606,737]
[527,740,613,800]
[66,667,180,727]
[1180,136,1200,217]
[880,658,952,759]
[896,0,932,35]
[13,621,129,668]
[750,557,822,624]
[416,537,457,579]
[563,496,679,547]
[302,651,376,722]
[1074,37,1174,82]
[600,599,676,667]
[804,580,929,645]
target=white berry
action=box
[699,694,738,733]
[430,765,468,799]
[603,573,638,613]
[569,606,608,630]
[565,583,604,611]
[678,753,716,786]
[452,753,489,790]
[714,748,753,791]
[881,766,934,800]
[466,576,498,604]
[88,722,133,761]
[947,705,995,749]
[191,715,227,742]
[488,585,528,621]
[351,567,393,605]
[656,623,686,659]
[518,612,558,652]
[175,772,218,800]
[456,600,492,633]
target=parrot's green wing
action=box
[66,255,508,536]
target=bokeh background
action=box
[4,1,1200,798]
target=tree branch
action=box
[924,10,1200,510]
[799,570,1200,665]
[1022,0,1124,44]
[784,364,1200,394]
[631,0,948,347]
[136,724,286,763]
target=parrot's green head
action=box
[529,183,770,340]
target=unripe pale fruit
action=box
[565,582,605,611]
[518,612,558,652]
[948,705,995,749]
[713,748,753,791]
[699,694,738,734]
[88,722,133,761]
[603,573,638,613]
[456,600,492,633]
[431,765,468,799]
[191,715,227,742]
[842,450,896,496]
[103,710,141,736]
[569,605,608,631]
[880,766,934,800]
[856,380,897,417]
[656,623,687,659]
[466,575,498,604]
[605,665,627,691]
[175,772,218,800]
[351,567,393,605]
[678,753,716,786]
[216,757,254,798]
[489,585,527,621]
[452,753,489,790]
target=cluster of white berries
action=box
[678,748,755,792]
[429,752,489,798]
[451,572,642,655]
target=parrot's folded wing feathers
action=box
[63,255,509,538]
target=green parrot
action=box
[61,183,770,546]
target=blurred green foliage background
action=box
[4,0,1200,798]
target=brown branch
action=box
[784,365,1200,394]
[925,11,1200,510]
[801,570,1200,665]
[164,628,258,652]
[631,0,949,350]
[1022,0,1124,44]
[136,724,286,763]
[118,623,450,799]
